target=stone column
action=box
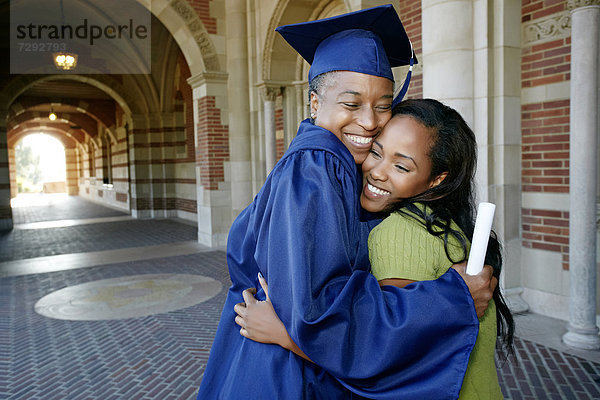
[128,113,152,219]
[0,113,12,230]
[188,71,231,247]
[226,0,253,219]
[259,85,280,174]
[563,0,600,350]
[8,147,16,198]
[65,147,79,195]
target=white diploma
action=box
[466,202,496,275]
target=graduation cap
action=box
[276,4,417,105]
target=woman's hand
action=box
[452,263,497,318]
[234,273,291,347]
[234,273,312,361]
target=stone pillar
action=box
[488,0,527,313]
[259,85,280,174]
[422,0,474,124]
[128,113,152,219]
[563,0,600,350]
[65,147,79,195]
[188,71,231,247]
[0,113,12,230]
[423,0,526,311]
[226,0,253,219]
[8,146,16,198]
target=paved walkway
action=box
[1,194,599,399]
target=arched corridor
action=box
[1,0,600,398]
[0,195,599,398]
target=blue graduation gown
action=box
[197,120,479,399]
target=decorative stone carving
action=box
[522,12,571,46]
[258,85,281,102]
[170,0,221,72]
[567,0,600,10]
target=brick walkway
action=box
[1,195,599,399]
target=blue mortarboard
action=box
[276,4,417,104]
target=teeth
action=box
[368,183,390,196]
[347,134,373,145]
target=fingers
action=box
[479,264,493,280]
[258,272,269,301]
[235,315,245,329]
[242,287,257,305]
[234,302,246,317]
[490,276,499,292]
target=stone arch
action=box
[147,0,222,76]
[2,75,136,118]
[262,0,348,82]
[10,127,78,150]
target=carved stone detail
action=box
[258,85,281,102]
[170,0,221,72]
[567,0,600,10]
[522,12,571,46]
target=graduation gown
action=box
[197,120,479,400]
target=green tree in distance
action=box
[16,140,42,192]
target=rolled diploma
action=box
[466,202,496,275]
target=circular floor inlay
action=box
[34,274,222,321]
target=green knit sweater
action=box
[368,204,503,400]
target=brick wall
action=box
[397,0,423,99]
[275,108,284,159]
[522,208,569,269]
[188,0,217,34]
[521,0,571,268]
[522,99,570,193]
[196,96,229,190]
[522,1,570,88]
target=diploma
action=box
[466,202,496,275]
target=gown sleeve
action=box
[253,149,479,400]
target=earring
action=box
[310,112,316,119]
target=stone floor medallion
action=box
[34,273,222,320]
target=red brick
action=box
[544,99,570,109]
[543,186,569,193]
[543,169,569,176]
[523,232,543,241]
[523,184,543,192]
[531,39,564,53]
[523,103,543,111]
[532,177,563,184]
[532,4,565,19]
[531,242,562,252]
[544,235,569,245]
[531,209,562,217]
[531,160,562,168]
[542,134,569,143]
[530,75,565,86]
[522,2,544,14]
[543,151,569,159]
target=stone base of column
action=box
[504,287,529,314]
[563,323,600,350]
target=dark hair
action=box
[308,72,339,123]
[389,98,515,361]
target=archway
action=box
[13,133,67,196]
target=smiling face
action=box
[360,115,447,213]
[310,71,393,164]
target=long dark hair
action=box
[389,99,515,360]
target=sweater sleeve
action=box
[369,211,469,282]
[369,212,444,281]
